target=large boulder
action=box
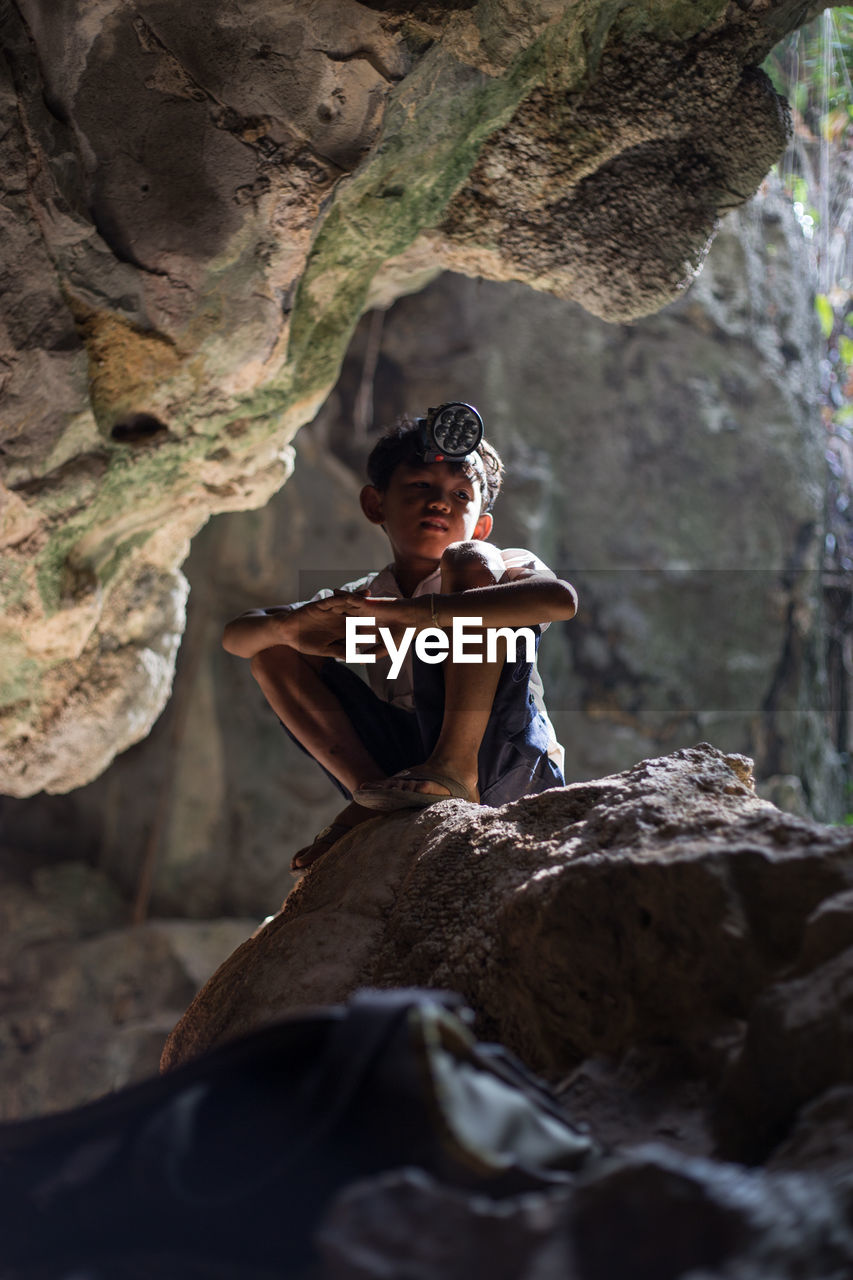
[162,743,853,1172]
[4,743,853,1280]
[0,0,838,794]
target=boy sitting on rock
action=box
[223,405,577,871]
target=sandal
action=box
[355,769,475,812]
[290,821,353,873]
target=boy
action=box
[222,411,577,871]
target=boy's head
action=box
[365,413,504,514]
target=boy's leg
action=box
[250,646,390,866]
[250,646,387,795]
[358,542,507,802]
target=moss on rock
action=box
[0,0,841,792]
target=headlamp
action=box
[416,402,484,463]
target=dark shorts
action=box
[281,630,565,806]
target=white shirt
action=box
[288,547,564,773]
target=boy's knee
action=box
[250,644,301,684]
[440,540,504,592]
[250,648,276,684]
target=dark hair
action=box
[366,414,504,513]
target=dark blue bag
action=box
[0,988,592,1277]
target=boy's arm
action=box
[430,572,578,628]
[222,606,298,659]
[325,571,577,632]
[222,595,360,660]
[432,546,577,627]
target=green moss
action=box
[36,528,80,614]
[286,15,592,405]
[0,559,31,611]
[612,0,729,41]
[98,531,151,587]
[0,650,39,708]
[21,0,753,638]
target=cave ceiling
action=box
[0,0,840,795]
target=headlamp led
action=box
[416,402,484,463]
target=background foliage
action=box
[765,8,853,816]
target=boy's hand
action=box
[327,592,426,629]
[311,591,428,659]
[283,592,368,657]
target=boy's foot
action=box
[355,766,479,811]
[290,801,377,872]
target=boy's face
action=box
[360,459,493,565]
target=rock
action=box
[757,774,811,817]
[0,0,836,793]
[429,43,790,320]
[766,1086,853,1174]
[316,1169,579,1280]
[0,557,192,796]
[0,429,390,917]
[314,1150,853,1280]
[162,744,853,1176]
[717,943,853,1163]
[0,855,258,1120]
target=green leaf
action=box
[792,176,809,207]
[815,293,835,339]
[839,334,853,365]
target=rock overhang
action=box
[0,0,840,793]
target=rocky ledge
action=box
[164,743,853,1173]
[6,742,853,1277]
[155,743,853,1276]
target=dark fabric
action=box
[281,629,564,805]
[0,990,591,1278]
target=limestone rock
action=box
[427,45,790,320]
[162,744,853,1174]
[0,854,256,1120]
[0,0,837,794]
[0,430,391,918]
[766,1085,853,1173]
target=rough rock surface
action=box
[0,0,838,794]
[163,744,853,1178]
[416,42,790,320]
[0,852,255,1119]
[5,744,853,1279]
[314,1157,853,1280]
[1,427,392,918]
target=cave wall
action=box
[360,188,843,819]
[1,0,849,1139]
[2,184,844,931]
[1,0,838,796]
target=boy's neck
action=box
[391,555,440,598]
